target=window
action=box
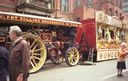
[88,0,92,7]
[83,0,85,3]
[115,11,118,16]
[61,0,69,12]
[119,0,122,8]
[0,27,8,36]
[49,0,55,8]
[76,17,80,21]
[109,0,112,3]
[76,0,80,8]
[109,8,112,16]
[115,0,118,6]
[120,13,122,17]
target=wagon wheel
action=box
[65,47,79,66]
[23,33,47,73]
[49,49,64,64]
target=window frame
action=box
[60,0,69,12]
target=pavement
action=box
[100,70,128,81]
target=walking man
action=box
[8,25,30,81]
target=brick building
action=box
[0,0,128,21]
[50,0,74,20]
[73,0,128,21]
[0,0,54,17]
[0,0,74,20]
[0,0,17,12]
[122,0,128,15]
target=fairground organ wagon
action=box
[76,11,126,62]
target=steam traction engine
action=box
[0,12,82,73]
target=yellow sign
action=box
[97,49,118,61]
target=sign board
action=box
[0,12,82,27]
[97,49,118,61]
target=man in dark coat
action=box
[69,28,76,47]
[0,46,8,81]
[8,25,30,81]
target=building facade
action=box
[73,0,128,21]
[122,0,128,15]
[0,0,128,21]
[0,0,17,12]
[50,0,74,20]
[0,0,74,20]
[0,0,53,17]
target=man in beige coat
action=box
[8,25,30,81]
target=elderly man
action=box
[8,25,30,81]
[0,46,8,81]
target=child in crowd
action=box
[117,42,128,77]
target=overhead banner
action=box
[0,12,82,27]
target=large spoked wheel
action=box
[23,33,47,73]
[65,47,80,66]
[49,49,64,64]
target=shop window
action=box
[61,0,69,12]
[109,8,112,16]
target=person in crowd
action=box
[69,28,76,47]
[0,46,8,81]
[117,42,128,77]
[8,25,30,81]
[75,42,80,50]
